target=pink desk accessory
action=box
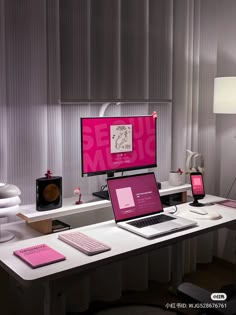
[14,243,66,268]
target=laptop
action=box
[107,172,197,239]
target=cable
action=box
[100,184,107,191]
[226,176,236,198]
[167,205,178,214]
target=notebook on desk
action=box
[13,244,66,268]
[107,172,197,239]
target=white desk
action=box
[1,195,235,315]
[16,182,191,234]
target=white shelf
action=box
[17,182,191,224]
[17,196,111,223]
[160,182,191,196]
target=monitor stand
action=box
[92,172,114,200]
[189,199,205,207]
[93,190,110,200]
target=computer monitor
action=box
[81,115,157,199]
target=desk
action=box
[16,182,191,234]
[1,195,236,315]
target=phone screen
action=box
[191,173,205,197]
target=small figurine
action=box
[45,169,52,179]
[152,111,158,119]
[74,187,82,205]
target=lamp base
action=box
[0,230,15,243]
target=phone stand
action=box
[190,199,205,207]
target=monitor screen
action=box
[81,115,157,177]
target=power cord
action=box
[167,205,178,214]
[100,184,107,191]
[226,176,236,198]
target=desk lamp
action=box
[213,76,236,198]
[0,183,21,243]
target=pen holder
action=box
[168,171,183,186]
[36,176,62,211]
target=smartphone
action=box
[190,172,205,200]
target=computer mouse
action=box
[188,208,222,220]
[189,208,208,215]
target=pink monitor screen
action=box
[81,115,157,176]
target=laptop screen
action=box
[107,173,163,222]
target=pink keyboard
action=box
[58,231,111,256]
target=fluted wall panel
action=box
[215,0,236,199]
[197,0,218,195]
[60,0,89,100]
[47,0,63,175]
[4,0,48,203]
[0,0,7,182]
[62,104,88,197]
[120,0,147,100]
[0,0,172,205]
[149,103,172,182]
[60,0,173,102]
[90,0,119,100]
[149,0,173,100]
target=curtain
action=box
[172,0,218,194]
[0,0,173,206]
[173,0,236,267]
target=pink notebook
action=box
[13,243,66,268]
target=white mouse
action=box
[189,207,208,215]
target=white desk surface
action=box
[0,221,42,244]
[17,182,191,223]
[1,195,236,287]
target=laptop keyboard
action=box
[128,214,175,228]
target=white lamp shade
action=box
[213,77,236,114]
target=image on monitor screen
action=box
[81,115,157,199]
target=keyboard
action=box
[128,214,175,228]
[58,231,111,256]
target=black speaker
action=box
[36,176,62,211]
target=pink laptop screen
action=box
[107,173,163,222]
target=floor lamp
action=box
[213,76,236,198]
